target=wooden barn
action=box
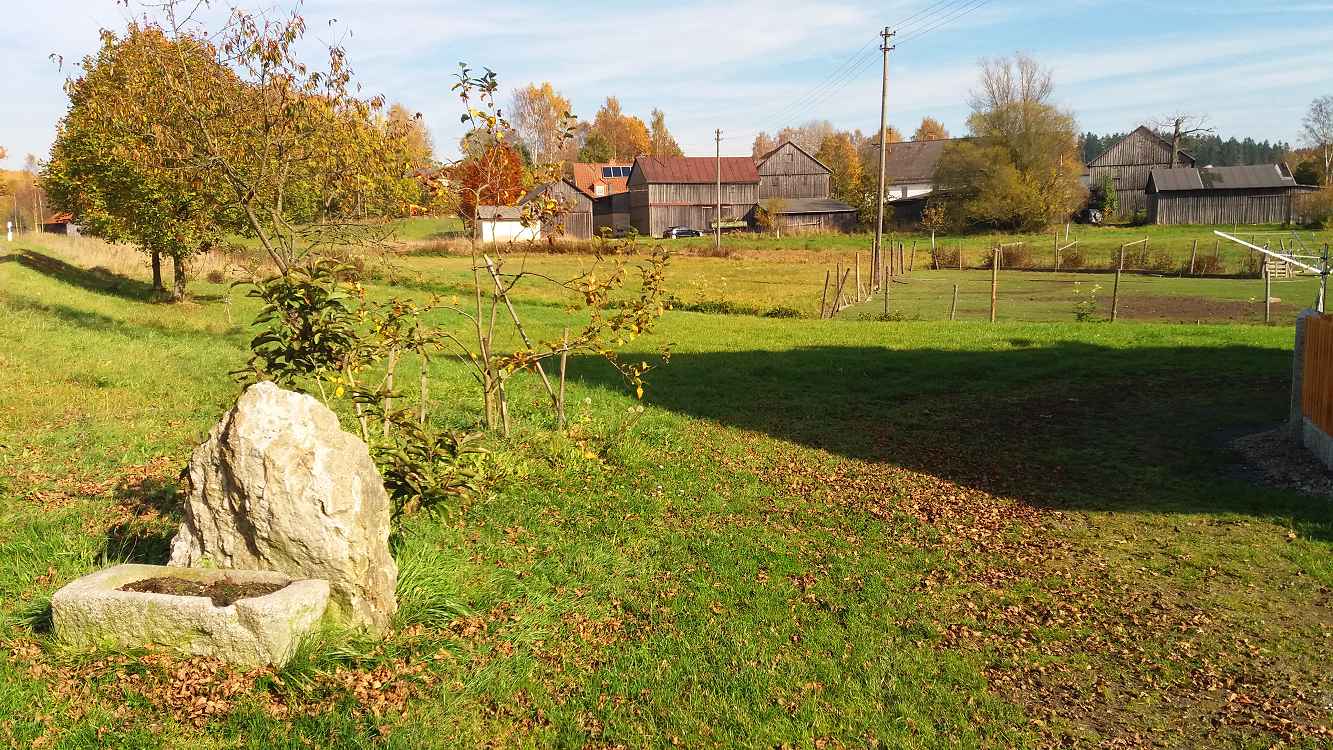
[42,211,81,236]
[1087,126,1195,217]
[521,179,594,239]
[756,141,830,198]
[628,156,759,238]
[755,141,859,232]
[1145,163,1314,225]
[765,198,860,233]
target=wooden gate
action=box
[1302,314,1333,434]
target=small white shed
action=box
[476,206,540,243]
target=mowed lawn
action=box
[1,236,1331,748]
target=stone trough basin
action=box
[51,564,329,667]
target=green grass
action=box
[1,235,1330,748]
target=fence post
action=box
[1111,243,1125,322]
[1054,231,1060,272]
[855,252,863,302]
[1289,310,1317,436]
[883,266,891,317]
[909,240,917,272]
[1188,239,1198,276]
[958,245,964,271]
[990,245,999,323]
[1264,246,1272,324]
[950,283,958,321]
[820,269,830,319]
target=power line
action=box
[897,0,993,46]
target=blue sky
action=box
[3,0,1332,170]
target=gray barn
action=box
[755,141,859,232]
[1087,126,1195,218]
[521,179,594,240]
[1146,164,1314,225]
[628,156,759,238]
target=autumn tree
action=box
[912,117,949,141]
[936,53,1084,231]
[386,103,435,170]
[648,109,683,157]
[815,133,863,206]
[44,24,238,299]
[1303,95,1333,186]
[511,82,572,165]
[591,98,650,160]
[775,120,837,154]
[452,142,526,227]
[751,132,777,159]
[88,1,420,280]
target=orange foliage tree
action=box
[452,142,526,226]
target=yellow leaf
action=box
[635,385,644,399]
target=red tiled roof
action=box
[633,156,759,184]
[570,162,632,198]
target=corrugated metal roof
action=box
[883,138,959,184]
[1148,164,1299,192]
[769,197,857,214]
[476,206,524,220]
[633,155,759,184]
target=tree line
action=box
[1079,131,1292,168]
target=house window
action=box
[595,184,607,196]
[600,166,631,178]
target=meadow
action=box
[1,230,1330,748]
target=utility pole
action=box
[715,128,722,254]
[873,26,895,290]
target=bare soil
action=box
[1230,427,1333,497]
[1102,293,1272,322]
[119,576,289,606]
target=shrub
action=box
[1060,248,1086,269]
[997,245,1033,269]
[1296,187,1333,228]
[763,306,801,319]
[930,245,960,269]
[205,269,227,284]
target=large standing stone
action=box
[169,381,397,632]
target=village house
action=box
[627,155,759,238]
[1086,126,1195,218]
[754,142,859,233]
[1145,163,1316,225]
[567,162,632,235]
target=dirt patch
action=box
[1230,427,1333,497]
[119,576,289,607]
[1101,293,1271,323]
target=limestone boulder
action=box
[52,564,328,667]
[169,381,397,632]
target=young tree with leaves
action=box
[1303,95,1333,187]
[511,82,572,165]
[648,109,683,157]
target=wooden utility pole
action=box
[872,26,895,291]
[714,129,722,255]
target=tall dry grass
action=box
[15,231,256,282]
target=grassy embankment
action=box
[0,233,1329,748]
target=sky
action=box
[3,0,1332,170]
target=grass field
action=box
[1,233,1331,748]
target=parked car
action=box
[662,227,703,239]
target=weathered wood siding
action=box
[1303,314,1333,437]
[1088,128,1195,217]
[1147,189,1298,225]
[757,142,830,199]
[534,181,594,239]
[775,211,859,234]
[628,173,758,237]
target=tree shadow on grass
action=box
[1,250,222,303]
[103,473,182,567]
[570,339,1332,536]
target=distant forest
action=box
[1080,131,1292,167]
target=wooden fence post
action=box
[990,245,999,323]
[950,283,958,321]
[1111,244,1125,322]
[820,269,830,319]
[1188,239,1198,276]
[855,253,863,302]
[883,267,891,317]
[1264,258,1272,324]
[909,240,917,272]
[958,245,964,271]
[1054,231,1059,271]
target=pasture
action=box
[1,231,1330,749]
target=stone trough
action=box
[51,564,329,667]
